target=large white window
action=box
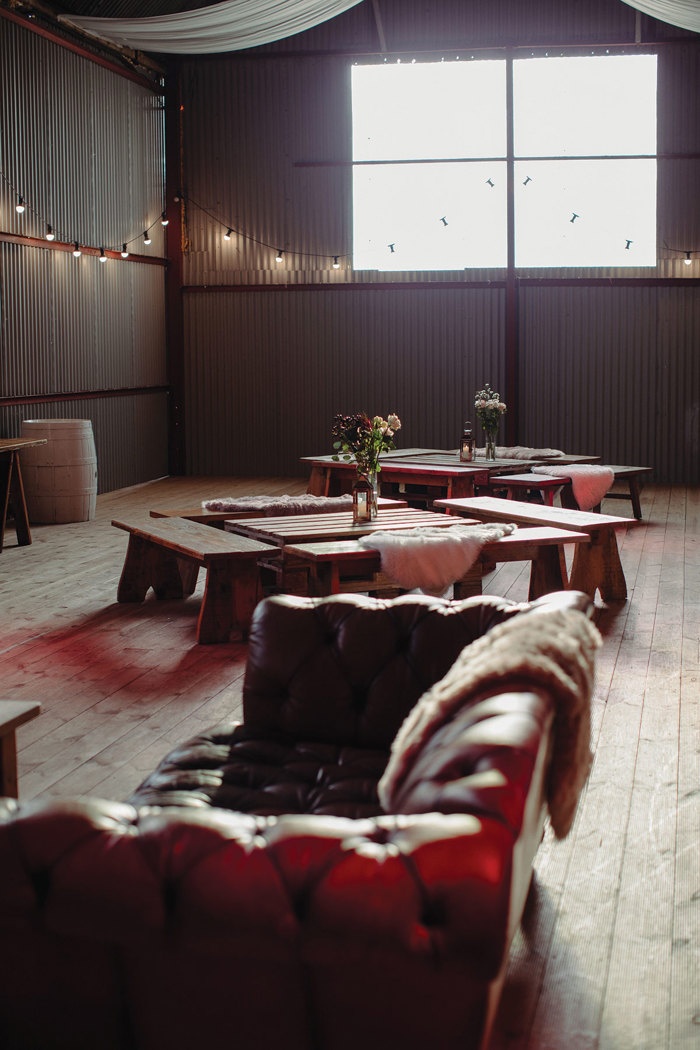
[351,54,657,270]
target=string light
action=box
[2,168,676,275]
[684,251,692,266]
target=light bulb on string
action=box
[224,228,232,241]
[45,224,55,241]
[160,211,169,226]
[143,230,151,246]
[275,249,284,262]
[15,196,25,214]
[684,251,692,266]
[99,247,107,263]
[73,241,81,258]
[121,244,129,258]
[332,256,340,269]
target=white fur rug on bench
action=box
[359,522,518,597]
[532,464,614,511]
[202,494,353,515]
[379,605,602,839]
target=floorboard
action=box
[0,474,698,1049]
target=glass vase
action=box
[484,434,497,460]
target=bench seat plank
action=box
[433,496,632,602]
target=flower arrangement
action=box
[474,384,507,436]
[474,384,506,458]
[331,412,402,478]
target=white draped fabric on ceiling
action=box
[59,0,698,58]
[59,0,364,54]
[620,0,700,32]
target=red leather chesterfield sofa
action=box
[0,590,597,1050]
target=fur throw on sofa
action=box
[378,606,602,838]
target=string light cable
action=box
[185,193,350,270]
[1,167,166,259]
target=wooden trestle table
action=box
[0,437,47,551]
[224,506,469,595]
[301,448,600,507]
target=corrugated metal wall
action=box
[184,287,505,476]
[0,17,169,493]
[178,3,699,484]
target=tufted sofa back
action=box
[242,591,535,750]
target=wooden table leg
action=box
[117,535,154,601]
[0,730,19,797]
[307,464,330,496]
[529,546,567,600]
[453,563,483,599]
[629,477,643,520]
[1,451,33,551]
[0,453,10,553]
[568,529,627,601]
[197,561,260,643]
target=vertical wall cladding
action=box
[0,17,168,492]
[519,286,658,465]
[520,284,700,484]
[178,0,699,483]
[184,287,504,477]
[0,393,168,493]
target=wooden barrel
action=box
[20,419,97,523]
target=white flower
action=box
[388,414,401,431]
[499,402,507,412]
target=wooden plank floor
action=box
[0,475,697,1049]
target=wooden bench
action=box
[285,526,590,602]
[434,496,633,602]
[112,518,273,644]
[601,465,653,519]
[487,465,652,519]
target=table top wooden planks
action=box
[224,507,468,546]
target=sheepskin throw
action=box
[532,464,615,511]
[359,522,518,596]
[488,445,565,460]
[201,494,354,515]
[378,606,602,838]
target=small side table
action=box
[0,701,41,797]
[0,437,47,551]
